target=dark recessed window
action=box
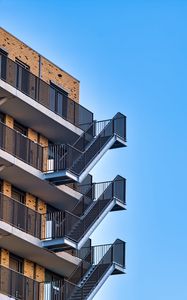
[12,186,26,204]
[0,112,5,123]
[15,58,30,95]
[15,58,30,70]
[9,253,23,273]
[45,269,64,282]
[14,121,27,136]
[0,48,8,80]
[50,82,68,117]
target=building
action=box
[0,27,127,300]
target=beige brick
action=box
[35,264,45,282]
[24,259,34,279]
[0,27,80,102]
[41,57,79,102]
[4,115,14,128]
[0,28,39,76]
[39,135,48,172]
[0,249,10,293]
[36,265,45,300]
[28,128,38,143]
[37,199,47,214]
[1,249,9,267]
[25,193,36,210]
[3,181,11,197]
[37,199,47,239]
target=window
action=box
[0,48,8,80]
[50,82,68,117]
[0,112,5,123]
[14,121,27,136]
[15,58,30,95]
[9,253,23,273]
[45,270,63,282]
[47,204,59,214]
[12,186,25,204]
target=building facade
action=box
[0,27,127,300]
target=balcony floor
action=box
[0,149,82,211]
[0,220,81,277]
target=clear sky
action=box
[1,0,187,299]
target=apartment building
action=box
[0,27,127,300]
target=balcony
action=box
[0,192,81,278]
[0,121,82,211]
[0,53,93,144]
[42,176,126,250]
[44,113,127,184]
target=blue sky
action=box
[1,0,187,299]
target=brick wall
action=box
[0,27,80,102]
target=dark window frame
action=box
[9,253,24,274]
[14,121,28,136]
[11,186,26,204]
[50,82,68,117]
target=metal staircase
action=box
[44,112,127,184]
[68,240,125,300]
[44,240,125,300]
[43,176,126,250]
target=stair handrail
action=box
[44,177,125,242]
[68,113,126,176]
[41,240,125,299]
[80,240,125,288]
[44,113,126,175]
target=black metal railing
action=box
[68,246,92,286]
[44,176,126,243]
[46,113,126,176]
[0,53,93,130]
[42,240,125,300]
[0,121,43,170]
[0,265,40,300]
[0,192,42,238]
[66,174,93,195]
[68,240,125,300]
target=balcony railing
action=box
[46,113,127,176]
[44,177,126,243]
[0,192,42,239]
[0,121,43,170]
[0,265,40,300]
[0,53,93,130]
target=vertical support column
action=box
[2,181,11,222]
[0,249,9,293]
[28,128,38,143]
[25,193,36,210]
[2,181,11,197]
[1,249,9,267]
[24,259,34,279]
[39,135,48,172]
[37,200,47,239]
[35,265,45,300]
[5,115,14,129]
